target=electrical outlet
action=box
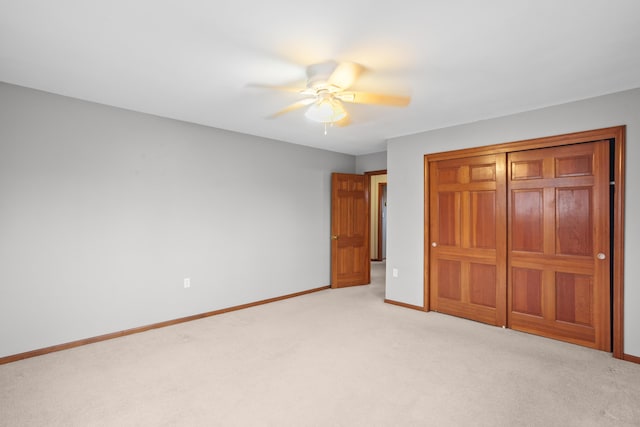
[184,278,191,288]
[392,268,399,278]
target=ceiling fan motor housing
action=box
[306,60,339,90]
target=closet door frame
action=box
[423,126,626,359]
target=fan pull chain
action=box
[323,122,336,136]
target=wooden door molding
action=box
[423,126,625,358]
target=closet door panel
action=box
[507,141,610,350]
[429,154,507,326]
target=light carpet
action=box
[1,262,639,426]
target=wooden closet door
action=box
[507,141,610,350]
[429,154,507,326]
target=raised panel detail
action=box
[512,190,543,252]
[556,155,592,178]
[470,164,496,182]
[512,268,542,316]
[438,167,460,184]
[438,260,461,301]
[512,160,543,180]
[556,188,592,256]
[438,192,459,246]
[469,263,497,308]
[471,191,496,249]
[556,273,593,326]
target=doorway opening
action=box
[329,169,388,297]
[379,182,387,261]
[365,170,387,261]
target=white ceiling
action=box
[1,0,640,155]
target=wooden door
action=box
[331,173,370,288]
[507,141,610,350]
[429,154,507,326]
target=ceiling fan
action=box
[251,60,410,129]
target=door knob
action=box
[331,235,339,240]
[596,252,606,260]
[431,242,437,247]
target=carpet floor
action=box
[1,262,639,426]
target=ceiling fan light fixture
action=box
[253,59,410,127]
[304,98,347,124]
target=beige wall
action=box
[370,174,387,259]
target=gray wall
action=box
[0,82,355,358]
[355,151,387,174]
[385,88,640,358]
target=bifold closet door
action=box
[429,154,507,326]
[507,141,611,350]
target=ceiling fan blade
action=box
[332,114,351,127]
[246,83,305,93]
[336,91,410,107]
[328,62,363,90]
[268,98,316,118]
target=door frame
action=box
[378,182,387,261]
[365,169,387,261]
[423,126,626,359]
